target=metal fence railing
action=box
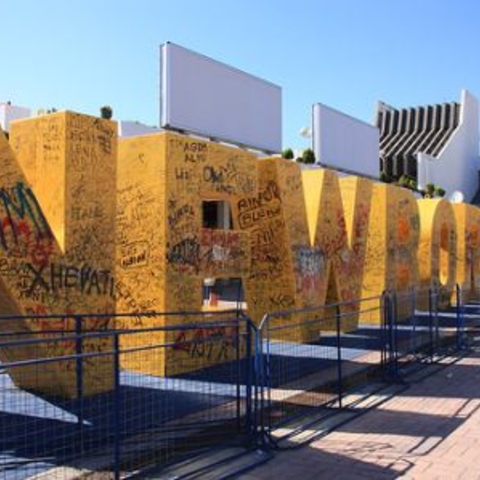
[257,295,388,438]
[0,284,478,478]
[383,285,469,381]
[0,310,257,480]
[257,285,474,443]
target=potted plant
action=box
[100,105,113,120]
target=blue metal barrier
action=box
[381,284,468,383]
[257,295,387,437]
[0,285,476,477]
[455,284,467,349]
[0,310,257,479]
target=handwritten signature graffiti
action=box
[173,326,240,361]
[26,262,115,297]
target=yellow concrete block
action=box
[361,184,420,322]
[302,170,374,331]
[337,176,374,327]
[117,132,257,376]
[417,198,457,309]
[1,112,117,398]
[234,162,373,337]
[452,203,480,301]
[232,158,300,340]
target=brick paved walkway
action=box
[237,348,480,479]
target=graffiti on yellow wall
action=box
[417,199,457,308]
[0,112,117,397]
[117,132,255,375]
[114,131,480,377]
[452,203,480,300]
[2,122,480,388]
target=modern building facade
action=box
[376,90,480,201]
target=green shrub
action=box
[301,148,316,164]
[100,105,113,120]
[379,172,391,183]
[282,148,294,159]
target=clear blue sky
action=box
[2,0,480,149]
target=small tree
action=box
[425,183,436,198]
[408,178,417,190]
[301,148,316,164]
[100,105,113,120]
[282,148,294,159]
[379,171,391,183]
[398,175,410,188]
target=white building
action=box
[0,102,31,132]
[377,89,480,201]
[117,120,160,138]
[416,91,480,201]
[312,103,380,179]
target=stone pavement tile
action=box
[237,349,480,480]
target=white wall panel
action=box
[161,42,282,153]
[312,103,379,178]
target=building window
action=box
[202,201,232,230]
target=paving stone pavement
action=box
[237,348,480,479]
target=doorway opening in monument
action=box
[202,200,244,309]
[202,200,232,230]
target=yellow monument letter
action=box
[233,161,373,338]
[417,198,457,308]
[116,132,254,375]
[452,203,480,300]
[0,112,117,397]
[361,183,420,322]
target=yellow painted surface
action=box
[300,170,375,330]
[452,204,480,300]
[451,203,480,300]
[363,184,395,298]
[275,161,324,339]
[395,188,420,292]
[361,185,420,322]
[2,117,478,390]
[1,112,117,397]
[233,159,303,341]
[458,204,480,299]
[234,162,373,336]
[417,199,457,308]
[337,177,374,326]
[117,132,256,375]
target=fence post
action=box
[434,287,440,352]
[456,284,464,350]
[75,316,84,451]
[254,321,263,445]
[389,292,398,382]
[257,314,269,444]
[335,305,343,408]
[244,317,253,441]
[428,285,437,360]
[428,286,433,360]
[235,317,241,432]
[411,287,418,355]
[380,291,388,375]
[381,291,397,382]
[113,333,121,480]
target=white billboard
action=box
[312,103,379,178]
[161,42,282,153]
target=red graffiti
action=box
[173,326,238,361]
